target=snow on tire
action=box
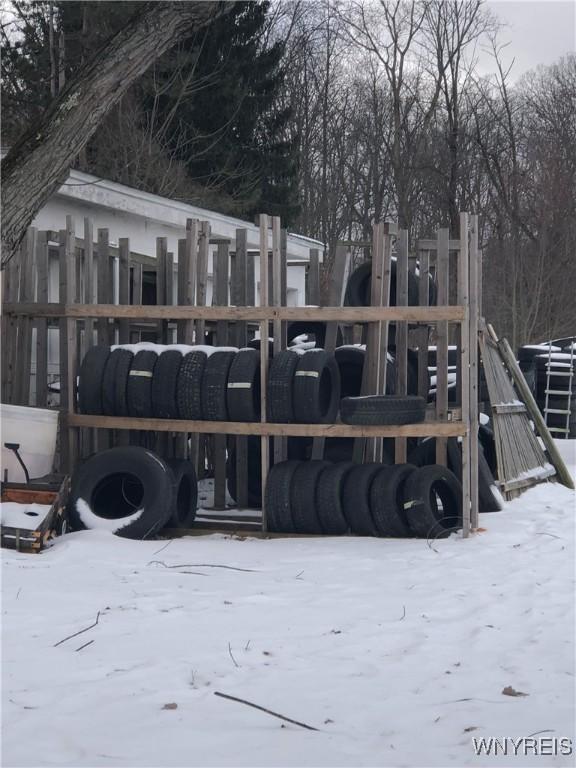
[68,446,174,539]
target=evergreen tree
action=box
[1,1,299,223]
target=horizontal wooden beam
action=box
[4,302,466,323]
[418,239,461,251]
[67,413,467,438]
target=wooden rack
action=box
[1,212,480,537]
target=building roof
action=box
[54,168,323,261]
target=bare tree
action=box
[1,1,235,267]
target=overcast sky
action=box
[482,1,575,77]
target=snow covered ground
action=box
[2,442,575,768]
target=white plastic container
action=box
[1,404,59,482]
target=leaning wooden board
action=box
[1,477,70,553]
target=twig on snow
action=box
[244,639,251,651]
[54,611,101,647]
[214,691,319,731]
[147,560,257,572]
[398,605,406,621]
[16,587,21,600]
[152,539,173,556]
[75,639,95,652]
[228,643,240,668]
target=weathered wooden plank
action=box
[458,213,471,536]
[394,228,409,463]
[214,242,229,347]
[312,244,350,460]
[4,303,467,323]
[155,237,167,343]
[307,248,320,305]
[68,413,468,438]
[259,215,270,533]
[118,237,131,344]
[96,229,111,345]
[16,228,36,405]
[280,228,288,349]
[417,250,430,399]
[233,229,248,348]
[271,217,285,465]
[34,232,50,407]
[435,228,450,467]
[177,219,199,344]
[1,251,19,402]
[469,214,480,530]
[195,221,210,343]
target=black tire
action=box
[478,446,504,512]
[127,350,158,418]
[315,462,353,534]
[227,349,261,422]
[478,424,497,475]
[370,463,417,537]
[290,460,329,534]
[341,395,426,426]
[388,347,428,397]
[267,350,300,422]
[287,322,326,347]
[201,350,236,421]
[293,350,340,424]
[68,446,174,539]
[407,437,437,467]
[151,350,183,419]
[102,348,124,416]
[335,346,365,398]
[112,349,134,417]
[345,262,371,307]
[342,463,381,535]
[403,465,462,539]
[165,459,198,528]
[177,350,208,420]
[264,460,300,533]
[78,345,110,414]
[345,260,422,307]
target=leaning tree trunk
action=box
[1,1,235,268]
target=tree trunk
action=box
[1,1,234,267]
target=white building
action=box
[31,168,323,307]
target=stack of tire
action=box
[78,344,343,425]
[265,459,462,539]
[68,446,197,539]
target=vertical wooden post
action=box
[97,229,111,345]
[196,221,210,344]
[2,253,19,403]
[212,241,230,510]
[469,214,480,530]
[35,232,50,407]
[59,216,77,472]
[177,218,198,344]
[458,213,471,538]
[435,228,450,466]
[166,251,175,343]
[16,228,36,406]
[311,244,351,460]
[156,237,167,343]
[233,229,248,348]
[259,215,270,532]
[417,249,430,399]
[82,219,95,358]
[307,248,320,304]
[131,262,143,307]
[118,238,130,344]
[394,228,409,463]
[271,217,285,465]
[235,229,250,509]
[280,228,288,349]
